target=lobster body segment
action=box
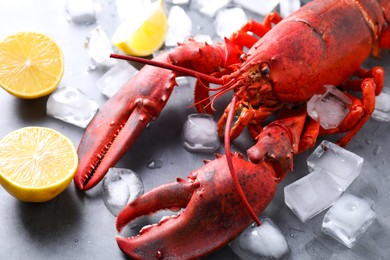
[241,0,382,102]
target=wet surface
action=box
[0,0,390,259]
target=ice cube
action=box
[65,0,97,25]
[102,168,144,216]
[165,0,191,5]
[279,0,300,17]
[233,0,279,16]
[165,6,193,47]
[193,34,213,44]
[175,76,191,87]
[322,193,376,248]
[307,85,352,130]
[214,7,248,39]
[97,60,138,98]
[192,0,231,17]
[182,114,220,153]
[372,90,390,122]
[85,26,117,70]
[230,217,289,259]
[307,140,364,191]
[46,86,99,128]
[115,0,146,22]
[284,169,343,222]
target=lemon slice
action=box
[0,127,78,202]
[0,32,64,99]
[112,0,167,56]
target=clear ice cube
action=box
[322,193,376,248]
[307,85,352,130]
[372,90,390,122]
[165,6,193,47]
[214,7,248,39]
[230,217,289,259]
[97,60,138,98]
[175,76,191,87]
[102,168,144,216]
[65,0,97,25]
[115,0,146,22]
[165,0,191,6]
[193,34,213,44]
[233,0,279,16]
[192,0,231,17]
[284,169,343,222]
[85,26,117,70]
[307,140,363,191]
[279,0,300,17]
[182,114,220,153]
[46,86,99,128]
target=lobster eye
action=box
[260,63,270,76]
[240,53,247,62]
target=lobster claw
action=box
[74,52,176,190]
[115,153,278,259]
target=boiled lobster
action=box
[74,0,389,258]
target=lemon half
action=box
[0,32,64,99]
[0,127,78,202]
[112,0,167,56]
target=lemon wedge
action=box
[0,32,64,99]
[112,0,167,56]
[0,127,78,202]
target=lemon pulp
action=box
[0,127,78,202]
[0,32,64,99]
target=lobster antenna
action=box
[110,53,224,85]
[224,95,261,226]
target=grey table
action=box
[0,0,389,259]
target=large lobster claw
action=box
[115,153,278,259]
[74,40,232,190]
[74,53,177,190]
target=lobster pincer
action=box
[115,153,278,259]
[74,40,238,190]
[74,52,177,190]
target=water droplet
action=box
[373,145,382,155]
[74,239,79,243]
[156,250,163,259]
[146,159,163,169]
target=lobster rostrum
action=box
[75,0,390,258]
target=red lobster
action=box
[75,0,390,258]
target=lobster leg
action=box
[322,66,384,147]
[229,13,283,50]
[298,117,320,153]
[379,28,390,49]
[334,79,377,147]
[217,100,278,140]
[247,106,307,180]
